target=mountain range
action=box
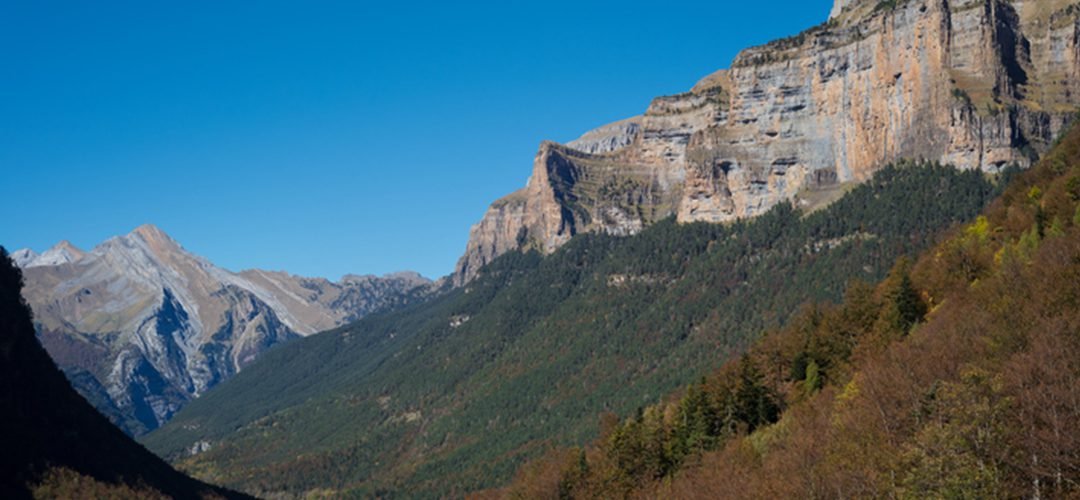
[6,0,1080,498]
[14,224,433,435]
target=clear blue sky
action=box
[1,1,831,280]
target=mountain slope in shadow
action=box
[0,247,251,499]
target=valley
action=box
[145,162,1004,497]
[4,0,1080,498]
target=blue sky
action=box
[1,1,831,280]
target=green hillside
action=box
[497,122,1080,498]
[145,162,1007,498]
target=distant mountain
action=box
[0,247,249,499]
[14,224,434,435]
[10,248,38,267]
[24,240,85,268]
[454,0,1080,284]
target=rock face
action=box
[831,0,858,19]
[454,0,1080,285]
[15,225,432,434]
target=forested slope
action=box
[146,162,1005,498]
[495,121,1080,499]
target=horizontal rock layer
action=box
[454,0,1080,285]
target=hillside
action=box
[454,0,1080,284]
[0,248,249,499]
[145,160,1005,497]
[17,224,432,435]
[495,118,1080,498]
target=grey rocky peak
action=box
[21,225,434,434]
[454,0,1080,285]
[27,240,86,268]
[11,248,38,267]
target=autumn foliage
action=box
[488,124,1080,499]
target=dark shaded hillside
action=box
[146,162,1006,498]
[0,248,249,499]
[496,121,1080,498]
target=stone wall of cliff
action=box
[454,0,1080,285]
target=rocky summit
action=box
[454,0,1080,285]
[15,225,433,435]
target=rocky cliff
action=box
[454,0,1080,285]
[16,225,432,434]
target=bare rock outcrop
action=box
[16,225,432,434]
[454,0,1080,285]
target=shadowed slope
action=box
[0,247,250,499]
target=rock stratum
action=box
[454,0,1080,284]
[14,225,432,435]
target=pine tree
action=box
[733,356,781,432]
[873,258,926,343]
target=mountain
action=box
[15,224,433,435]
[0,247,250,499]
[144,160,1004,497]
[141,1,1080,496]
[497,111,1080,500]
[11,248,39,267]
[453,0,1080,284]
[24,240,85,268]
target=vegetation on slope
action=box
[145,162,1006,498]
[494,122,1080,499]
[0,248,248,500]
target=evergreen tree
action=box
[733,356,781,432]
[873,258,926,343]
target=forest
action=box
[491,120,1080,499]
[145,156,1008,497]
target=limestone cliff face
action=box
[454,0,1080,284]
[18,225,433,434]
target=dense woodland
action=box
[491,122,1080,498]
[146,157,1006,497]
